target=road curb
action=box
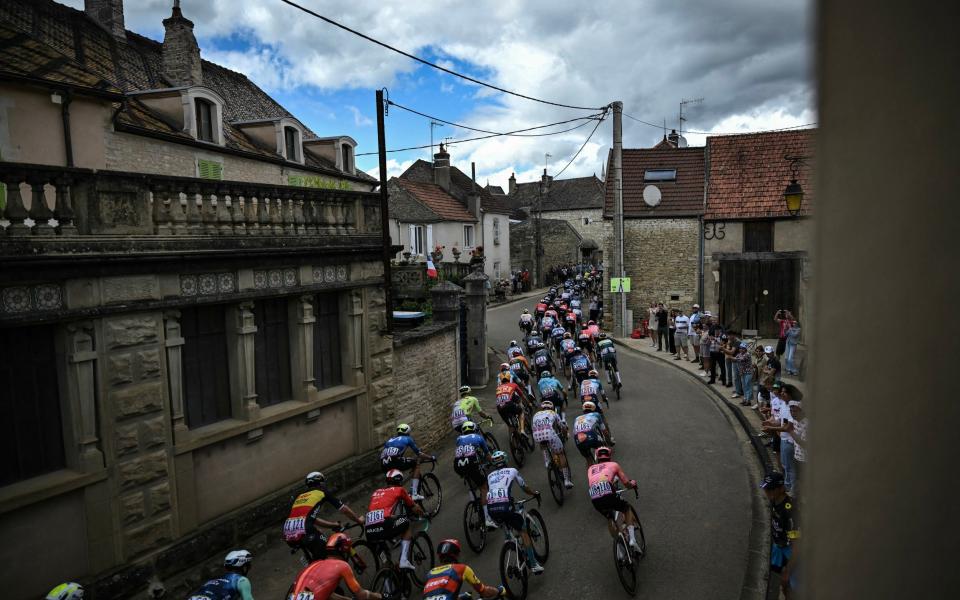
[612,338,771,600]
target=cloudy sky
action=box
[64,0,815,189]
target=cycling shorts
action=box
[381,456,417,472]
[497,402,522,423]
[454,457,487,490]
[287,531,329,562]
[575,434,604,460]
[487,503,524,531]
[538,434,564,454]
[601,355,618,369]
[365,515,410,543]
[591,494,629,519]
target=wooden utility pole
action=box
[376,89,393,333]
[611,100,626,337]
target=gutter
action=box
[58,89,74,167]
[699,142,709,306]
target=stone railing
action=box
[0,162,382,238]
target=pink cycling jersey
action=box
[586,461,631,500]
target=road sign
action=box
[610,277,631,293]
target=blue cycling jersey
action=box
[551,326,567,339]
[190,573,245,600]
[382,434,421,457]
[538,377,564,397]
[571,354,590,372]
[454,433,491,460]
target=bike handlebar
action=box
[615,486,639,500]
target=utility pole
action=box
[376,89,393,333]
[611,100,626,337]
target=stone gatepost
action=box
[462,270,489,386]
[430,280,463,324]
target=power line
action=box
[554,108,609,178]
[388,100,604,136]
[623,112,816,136]
[276,0,606,111]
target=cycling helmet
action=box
[598,333,607,339]
[522,309,530,314]
[582,401,597,413]
[499,362,510,371]
[588,320,596,326]
[45,583,84,600]
[541,370,552,378]
[537,342,546,349]
[224,549,253,569]
[490,450,508,468]
[386,469,404,484]
[460,421,477,434]
[541,400,554,410]
[595,447,613,462]
[563,332,572,339]
[588,369,599,377]
[397,423,411,435]
[326,532,353,558]
[305,471,326,488]
[437,538,462,562]
[509,340,518,347]
[498,372,512,383]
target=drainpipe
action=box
[56,90,74,167]
[698,141,708,307]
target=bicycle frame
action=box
[611,488,640,565]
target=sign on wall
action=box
[610,277,631,293]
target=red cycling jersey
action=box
[288,558,361,599]
[367,486,415,518]
[495,382,525,408]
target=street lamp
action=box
[783,154,810,217]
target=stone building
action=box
[702,129,815,343]
[510,218,582,278]
[602,145,705,331]
[0,1,458,597]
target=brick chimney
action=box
[508,172,516,195]
[468,162,481,219]
[541,168,553,192]
[433,143,451,192]
[162,1,203,87]
[85,0,126,40]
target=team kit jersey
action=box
[574,413,604,445]
[287,559,361,600]
[495,382,523,410]
[580,378,603,400]
[570,353,591,374]
[541,316,556,330]
[587,461,630,500]
[454,433,490,466]
[507,346,524,359]
[422,563,490,600]
[283,489,344,544]
[538,377,564,400]
[380,435,421,470]
[532,409,564,453]
[450,396,481,429]
[597,339,617,360]
[486,467,526,508]
[365,486,415,542]
[188,573,251,600]
[532,349,552,370]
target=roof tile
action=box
[603,146,705,217]
[393,179,478,223]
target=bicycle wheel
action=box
[627,505,647,557]
[418,472,443,518]
[613,535,638,596]
[350,540,381,589]
[526,509,550,563]
[463,499,486,553]
[372,567,403,599]
[409,530,435,585]
[499,540,528,600]
[615,380,621,401]
[483,431,501,452]
[547,463,564,506]
[509,431,526,466]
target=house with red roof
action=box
[702,129,815,340]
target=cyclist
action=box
[586,319,601,339]
[283,471,365,561]
[422,539,506,599]
[526,331,545,355]
[531,341,555,380]
[506,340,525,360]
[380,424,434,501]
[537,370,568,423]
[573,401,613,465]
[509,354,533,395]
[569,347,594,394]
[365,469,425,571]
[518,310,535,338]
[578,328,595,361]
[287,533,383,600]
[495,371,530,442]
[485,451,545,574]
[540,313,556,339]
[544,304,559,322]
[451,386,493,434]
[587,447,642,553]
[187,550,255,600]
[560,332,578,368]
[45,583,84,600]
[454,421,497,529]
[596,333,620,386]
[532,400,573,488]
[550,322,568,355]
[580,369,608,407]
[564,308,579,334]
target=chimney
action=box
[85,0,126,40]
[508,172,517,195]
[667,129,680,146]
[541,168,553,190]
[468,162,481,219]
[162,1,203,87]
[433,142,451,192]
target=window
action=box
[284,126,300,162]
[464,224,475,247]
[313,293,343,390]
[743,221,774,252]
[181,305,231,428]
[341,144,353,173]
[410,225,425,255]
[195,98,215,142]
[0,325,65,486]
[494,261,501,279]
[254,298,292,407]
[643,169,676,182]
[493,218,500,245]
[197,158,223,180]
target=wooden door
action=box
[719,258,799,337]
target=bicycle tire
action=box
[372,567,403,599]
[483,431,501,452]
[547,463,564,506]
[526,509,550,563]
[409,530,435,585]
[463,499,486,553]
[627,505,647,557]
[613,535,638,596]
[418,472,443,518]
[509,431,526,466]
[499,540,528,600]
[350,540,381,589]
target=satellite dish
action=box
[643,185,662,207]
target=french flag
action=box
[426,256,438,279]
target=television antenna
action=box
[429,120,444,159]
[679,97,704,139]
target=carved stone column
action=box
[228,302,260,420]
[163,310,189,443]
[293,295,317,400]
[463,270,489,386]
[349,289,365,386]
[65,321,103,472]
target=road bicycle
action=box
[609,488,647,596]
[505,411,535,467]
[367,517,435,600]
[603,358,622,401]
[475,417,501,452]
[461,471,492,553]
[399,456,443,518]
[498,496,549,600]
[543,444,569,507]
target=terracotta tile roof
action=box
[401,160,515,216]
[393,178,478,223]
[705,129,815,220]
[511,175,604,212]
[603,146,705,218]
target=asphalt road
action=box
[249,297,752,598]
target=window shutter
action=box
[198,159,223,180]
[426,224,433,255]
[408,224,416,254]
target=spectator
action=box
[787,401,807,498]
[668,308,678,355]
[763,345,782,384]
[647,303,658,348]
[689,304,702,364]
[785,319,801,376]
[760,472,800,599]
[655,302,669,352]
[723,331,741,395]
[522,268,530,292]
[774,309,795,361]
[589,295,599,323]
[707,316,726,385]
[735,342,754,406]
[763,383,797,492]
[673,308,690,360]
[698,315,712,378]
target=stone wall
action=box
[510,219,581,280]
[541,207,611,256]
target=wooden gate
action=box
[719,258,799,337]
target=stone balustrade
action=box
[0,162,382,238]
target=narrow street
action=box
[253,296,754,598]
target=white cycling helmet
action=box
[459,385,472,395]
[224,549,253,569]
[305,471,326,487]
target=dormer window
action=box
[129,85,225,146]
[195,98,215,142]
[284,126,300,162]
[341,144,353,174]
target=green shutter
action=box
[198,159,223,180]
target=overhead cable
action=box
[554,108,609,178]
[276,0,607,111]
[623,112,817,136]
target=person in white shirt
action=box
[673,309,690,361]
[786,401,807,498]
[762,384,798,493]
